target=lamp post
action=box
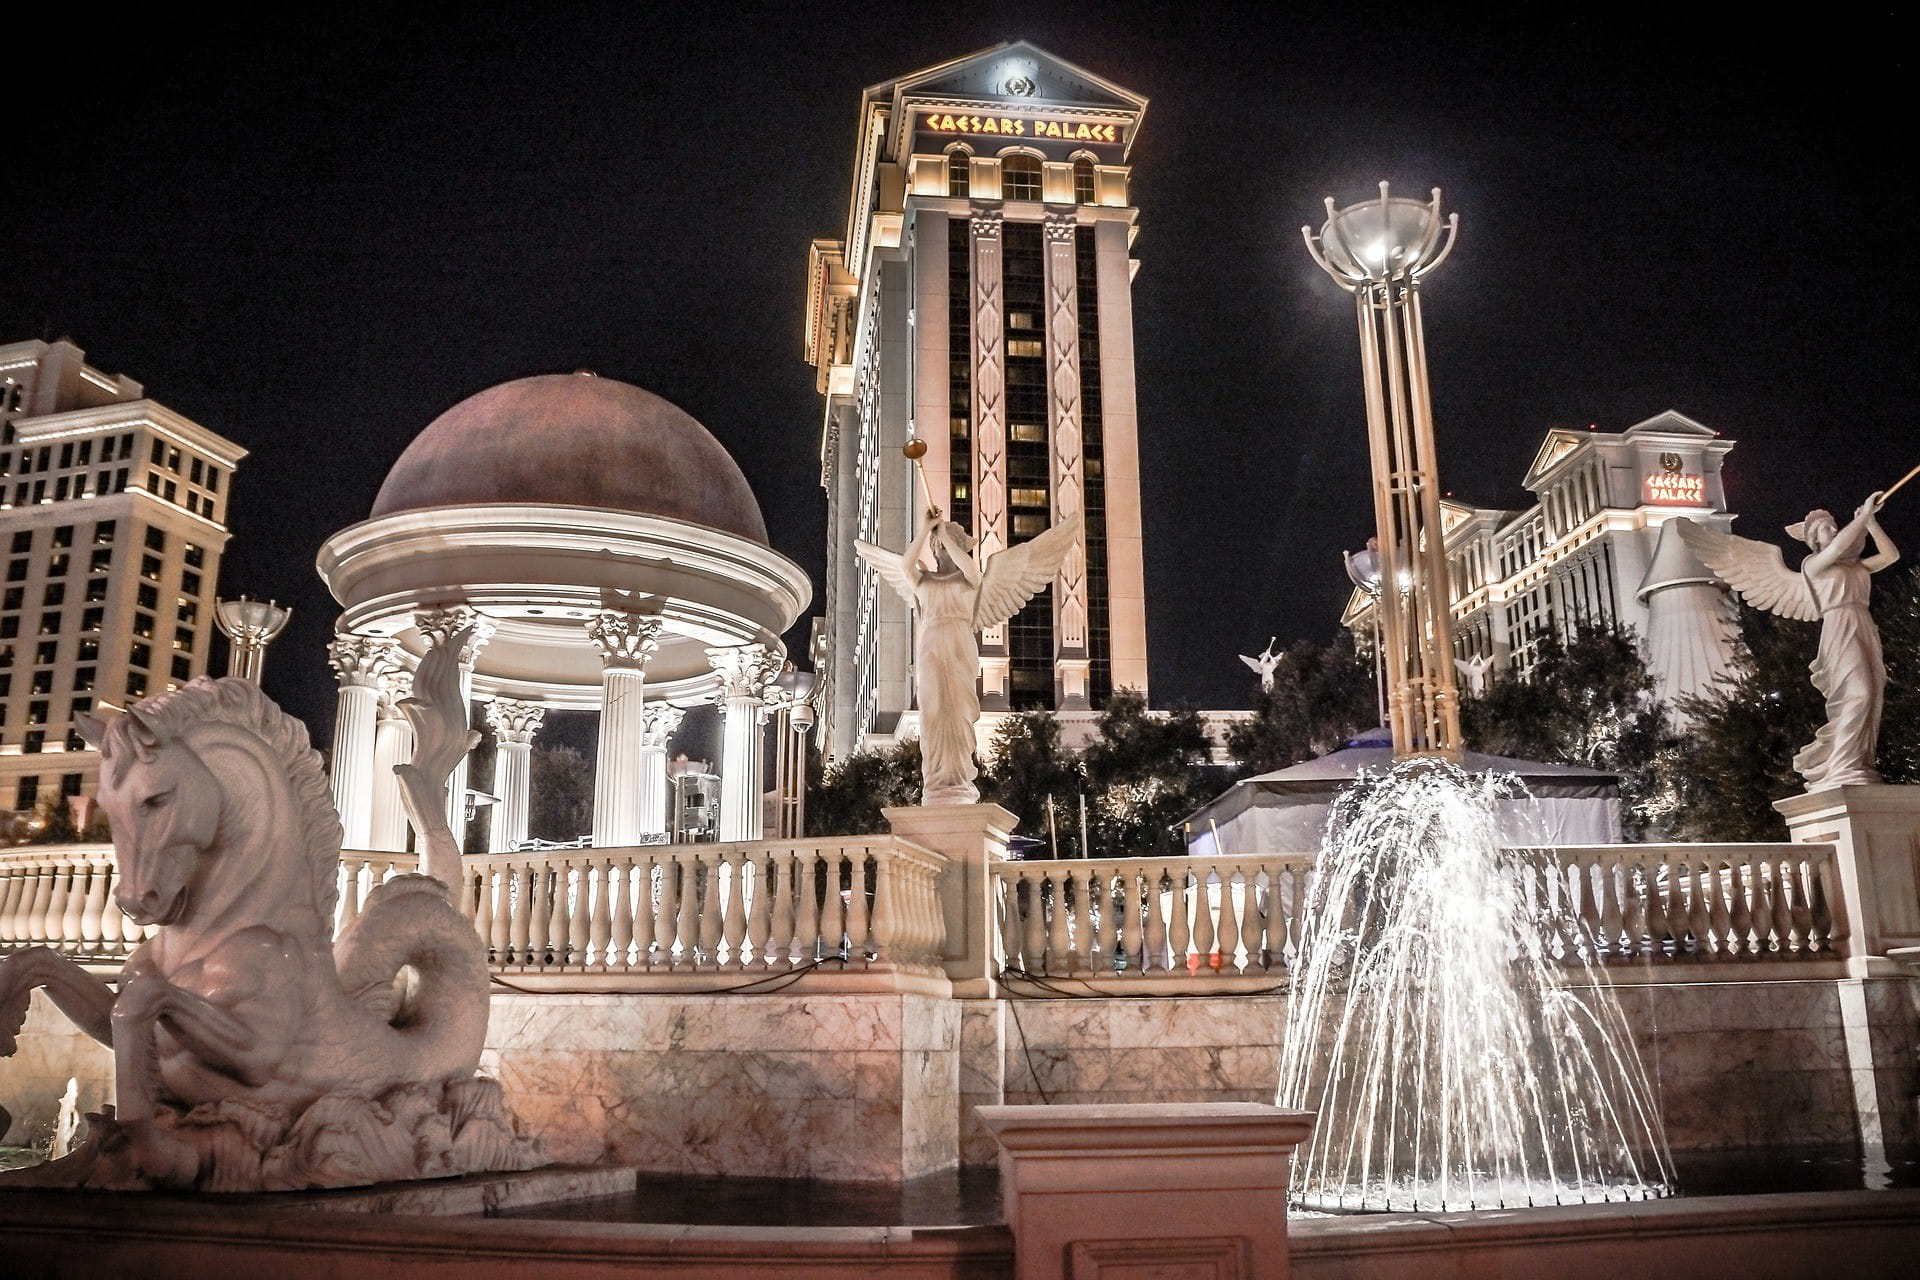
[769,668,817,839]
[1305,183,1463,760]
[214,596,292,684]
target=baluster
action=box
[1704,859,1735,959]
[1019,868,1045,973]
[1763,856,1790,955]
[821,849,850,961]
[0,864,27,946]
[464,862,490,954]
[1064,866,1092,975]
[55,862,85,949]
[523,861,550,967]
[1681,860,1711,959]
[1633,858,1662,961]
[72,863,101,955]
[480,866,505,964]
[1165,863,1191,976]
[719,850,749,970]
[1116,869,1143,976]
[997,869,1023,972]
[1287,867,1311,968]
[1616,859,1645,962]
[766,850,795,967]
[555,862,580,967]
[1782,856,1811,954]
[1089,868,1116,973]
[1041,867,1068,977]
[672,852,700,968]
[1591,856,1621,962]
[789,851,817,964]
[337,859,365,938]
[95,866,124,957]
[1212,867,1239,974]
[1724,856,1755,957]
[652,852,678,968]
[21,864,49,945]
[631,855,657,969]
[848,848,874,963]
[1244,864,1270,973]
[577,859,606,970]
[867,849,897,968]
[1809,853,1841,954]
[601,858,629,970]
[1136,866,1164,974]
[1185,865,1212,975]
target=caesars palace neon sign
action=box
[921,111,1119,142]
[1644,473,1706,504]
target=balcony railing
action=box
[2,839,1848,993]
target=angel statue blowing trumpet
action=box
[1678,492,1900,790]
[858,499,1082,806]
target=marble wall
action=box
[481,991,960,1182]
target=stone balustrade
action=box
[0,839,1852,989]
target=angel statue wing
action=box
[1239,653,1268,675]
[855,540,920,610]
[974,513,1085,631]
[394,626,483,890]
[1674,519,1817,622]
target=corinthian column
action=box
[369,669,414,853]
[708,644,780,841]
[588,611,662,848]
[639,702,685,839]
[328,635,395,850]
[415,607,494,847]
[486,699,545,853]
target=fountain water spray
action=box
[1277,760,1673,1212]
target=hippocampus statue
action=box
[0,636,541,1190]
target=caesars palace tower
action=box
[806,43,1150,759]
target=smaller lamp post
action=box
[1343,539,1387,729]
[770,669,818,839]
[214,596,292,684]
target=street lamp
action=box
[1343,538,1387,730]
[769,668,818,839]
[1305,182,1463,759]
[214,595,292,684]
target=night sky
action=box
[6,5,1914,744]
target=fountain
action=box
[1277,759,1673,1211]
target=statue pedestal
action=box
[1777,784,1920,977]
[885,802,1014,999]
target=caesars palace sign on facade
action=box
[920,110,1121,143]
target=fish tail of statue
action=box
[334,875,491,1083]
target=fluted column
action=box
[709,644,780,842]
[328,635,396,850]
[415,607,495,848]
[639,702,685,839]
[589,611,662,849]
[369,669,414,853]
[486,699,545,853]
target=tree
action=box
[979,712,1083,854]
[1225,632,1378,776]
[528,744,594,843]
[1461,626,1677,839]
[805,738,921,836]
[1081,690,1217,859]
[25,793,78,845]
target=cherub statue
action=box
[1240,638,1284,693]
[858,508,1083,804]
[1678,495,1900,789]
[1454,653,1496,697]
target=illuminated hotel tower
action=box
[806,43,1149,758]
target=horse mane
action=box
[112,676,345,921]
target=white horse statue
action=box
[0,672,541,1190]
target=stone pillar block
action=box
[979,1103,1314,1280]
[1777,783,1920,975]
[885,802,1014,998]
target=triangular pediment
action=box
[880,41,1145,112]
[1622,409,1717,440]
[1523,429,1590,488]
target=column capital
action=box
[707,643,781,701]
[415,606,495,664]
[641,702,685,747]
[328,635,396,689]
[1043,211,1078,243]
[377,668,414,719]
[486,698,546,746]
[587,611,663,671]
[969,208,1003,238]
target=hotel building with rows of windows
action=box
[1342,410,1741,714]
[0,339,245,823]
[806,43,1150,759]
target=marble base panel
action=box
[482,991,960,1182]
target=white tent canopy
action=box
[1184,728,1623,856]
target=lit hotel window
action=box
[1003,154,1041,201]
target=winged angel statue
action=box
[1678,495,1900,789]
[858,509,1083,804]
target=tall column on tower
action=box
[969,208,1012,711]
[369,669,414,853]
[708,644,780,841]
[414,607,495,846]
[328,634,396,850]
[588,611,662,849]
[486,699,545,853]
[639,702,684,839]
[1043,212,1092,708]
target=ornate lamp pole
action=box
[214,596,292,684]
[1305,183,1462,759]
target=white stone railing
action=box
[1522,842,1846,966]
[0,839,1851,988]
[0,845,151,961]
[993,842,1852,989]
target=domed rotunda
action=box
[317,372,811,854]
